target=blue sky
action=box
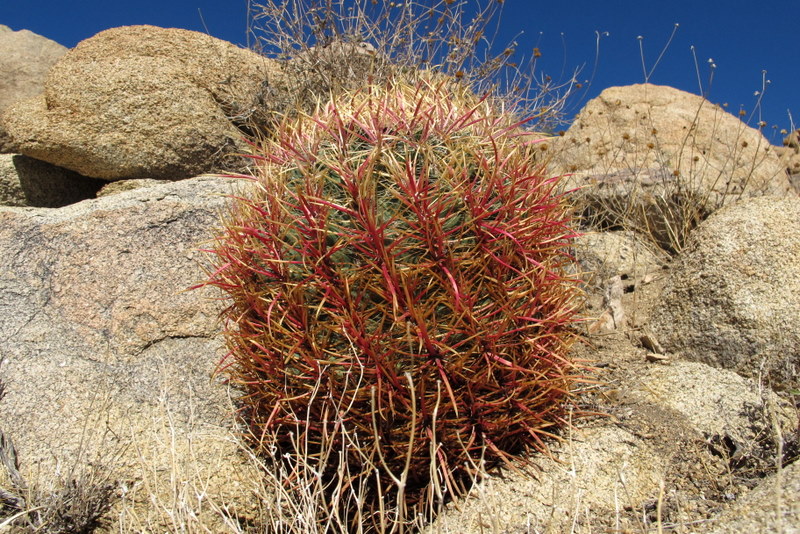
[2,1,796,143]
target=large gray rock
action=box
[555,84,791,199]
[0,176,262,530]
[0,177,230,358]
[551,84,796,252]
[0,25,67,153]
[0,153,102,206]
[1,25,280,180]
[650,196,800,390]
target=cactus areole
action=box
[203,78,584,511]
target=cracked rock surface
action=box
[0,176,264,530]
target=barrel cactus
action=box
[204,77,584,526]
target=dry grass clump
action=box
[0,365,115,534]
[568,166,712,256]
[236,0,580,139]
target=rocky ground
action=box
[0,176,796,533]
[0,23,798,534]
